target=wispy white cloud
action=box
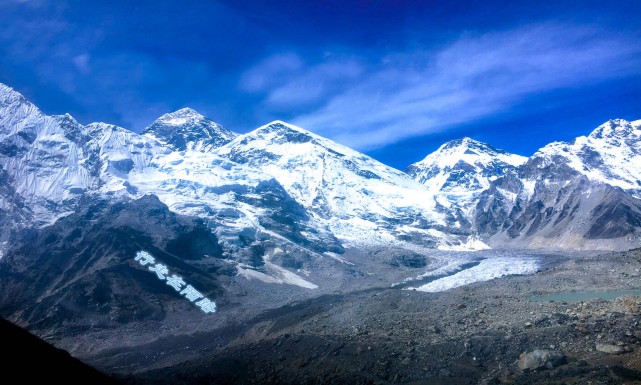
[240,53,363,109]
[72,53,91,74]
[239,53,304,93]
[242,24,641,150]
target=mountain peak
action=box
[237,120,323,147]
[0,83,45,138]
[151,108,206,127]
[534,118,641,192]
[143,109,237,152]
[0,82,21,100]
[259,120,312,135]
[588,118,638,141]
[450,136,478,145]
[407,138,526,196]
[166,107,202,117]
[439,137,497,152]
[414,137,524,169]
[0,82,13,95]
[173,107,199,115]
[52,113,80,125]
[0,83,37,112]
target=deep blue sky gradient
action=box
[1,0,640,169]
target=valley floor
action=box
[96,248,641,385]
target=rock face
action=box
[0,196,229,333]
[406,120,641,251]
[474,119,641,251]
[517,349,566,371]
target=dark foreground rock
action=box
[111,249,641,385]
[4,242,641,385]
[517,349,566,371]
[1,317,119,384]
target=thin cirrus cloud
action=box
[242,23,641,150]
[240,53,364,110]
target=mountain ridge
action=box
[473,118,641,250]
[2,81,641,366]
[1,81,640,254]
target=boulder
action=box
[517,349,566,371]
[596,344,625,355]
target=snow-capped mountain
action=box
[476,119,641,250]
[0,84,345,293]
[535,119,641,194]
[4,81,641,380]
[142,108,237,152]
[2,80,641,260]
[406,137,526,214]
[0,84,102,226]
[0,83,483,289]
[215,121,472,248]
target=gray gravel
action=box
[106,248,641,384]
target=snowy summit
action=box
[406,137,527,211]
[142,108,238,152]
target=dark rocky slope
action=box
[0,317,120,384]
[117,249,641,385]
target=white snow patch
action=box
[324,252,355,265]
[236,263,318,289]
[437,238,491,251]
[265,262,318,289]
[163,117,190,126]
[237,266,282,284]
[521,179,536,199]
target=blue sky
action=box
[1,0,640,169]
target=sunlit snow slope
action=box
[0,83,481,258]
[215,121,472,248]
[407,137,526,215]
